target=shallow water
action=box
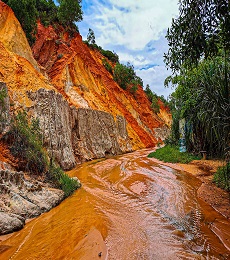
[0,149,230,259]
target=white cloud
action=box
[117,52,152,67]
[136,66,174,98]
[78,0,179,97]
[91,0,178,50]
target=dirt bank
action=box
[152,158,230,219]
[178,160,230,219]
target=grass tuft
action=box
[48,163,81,197]
[213,162,230,191]
[148,145,201,163]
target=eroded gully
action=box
[0,149,230,259]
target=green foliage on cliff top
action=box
[102,58,113,74]
[3,0,83,44]
[113,62,143,93]
[57,0,83,26]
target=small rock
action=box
[0,212,25,235]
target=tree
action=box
[87,28,96,44]
[164,0,230,159]
[35,0,58,26]
[144,85,162,113]
[168,57,230,157]
[57,0,83,26]
[164,0,230,73]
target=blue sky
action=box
[77,0,179,98]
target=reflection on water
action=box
[0,149,230,259]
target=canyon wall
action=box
[0,1,171,170]
[28,89,132,170]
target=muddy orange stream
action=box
[0,149,230,259]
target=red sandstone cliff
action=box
[32,22,171,149]
[0,1,171,167]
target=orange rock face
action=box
[0,1,38,69]
[0,0,171,153]
[33,23,171,149]
[0,2,55,108]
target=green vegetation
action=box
[113,62,143,93]
[148,145,201,164]
[0,87,7,122]
[164,0,229,191]
[102,58,113,74]
[164,0,230,159]
[213,162,230,191]
[100,49,119,63]
[4,111,47,174]
[48,163,81,197]
[87,28,96,44]
[3,111,79,196]
[35,0,58,27]
[144,84,170,113]
[3,0,83,44]
[145,84,160,113]
[57,0,83,27]
[151,95,160,113]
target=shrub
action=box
[144,85,165,114]
[0,87,7,122]
[55,39,62,45]
[57,53,63,59]
[151,96,160,113]
[102,58,113,74]
[113,62,143,93]
[4,111,47,174]
[48,163,81,197]
[213,162,230,191]
[100,49,119,63]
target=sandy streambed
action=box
[0,149,229,259]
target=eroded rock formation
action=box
[32,22,171,149]
[0,169,64,235]
[28,88,132,170]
